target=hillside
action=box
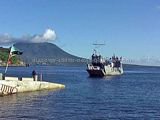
[0,47,23,66]
[14,42,87,65]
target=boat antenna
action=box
[92,42,105,55]
[92,42,105,48]
[92,43,105,45]
[92,43,105,50]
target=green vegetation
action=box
[0,51,8,62]
[0,50,20,64]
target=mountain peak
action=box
[14,42,86,66]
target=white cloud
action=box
[43,29,56,40]
[0,28,57,45]
[32,29,56,43]
[0,33,15,45]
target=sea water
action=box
[0,65,160,119]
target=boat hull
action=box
[87,69,105,77]
[87,64,123,77]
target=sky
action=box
[0,0,160,65]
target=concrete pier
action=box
[0,76,65,96]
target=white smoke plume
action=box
[0,28,56,45]
[31,29,56,43]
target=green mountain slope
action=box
[0,47,22,65]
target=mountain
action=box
[14,42,87,66]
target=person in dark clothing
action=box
[32,70,36,81]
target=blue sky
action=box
[0,0,160,64]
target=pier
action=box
[0,75,65,96]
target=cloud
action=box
[0,33,14,45]
[31,29,56,43]
[0,28,56,45]
[43,29,56,40]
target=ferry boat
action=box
[86,49,123,77]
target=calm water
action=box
[0,65,160,119]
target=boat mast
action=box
[92,43,105,55]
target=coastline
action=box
[0,64,26,67]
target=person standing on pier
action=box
[32,70,37,81]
